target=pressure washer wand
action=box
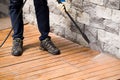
[0,0,27,48]
[57,0,90,43]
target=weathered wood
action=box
[0,25,120,80]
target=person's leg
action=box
[9,0,24,40]
[34,0,60,55]
[33,0,50,41]
[9,0,23,56]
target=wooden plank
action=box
[84,69,120,80]
[0,58,67,79]
[0,29,74,52]
[16,64,79,80]
[0,45,85,74]
[59,50,98,65]
[0,25,120,80]
[0,36,72,55]
[79,64,120,79]
[50,57,120,80]
[0,43,87,68]
[101,74,120,80]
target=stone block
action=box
[77,12,90,25]
[84,27,97,43]
[89,17,105,29]
[70,22,85,34]
[85,26,98,41]
[89,41,103,52]
[84,0,104,5]
[51,25,65,37]
[104,19,119,34]
[23,0,36,25]
[72,0,83,8]
[103,43,119,56]
[95,6,112,19]
[112,9,120,23]
[76,33,89,47]
[117,49,120,58]
[65,26,77,42]
[69,6,77,20]
[98,30,120,48]
[104,0,120,10]
[83,1,97,16]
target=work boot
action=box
[11,38,23,56]
[40,37,60,55]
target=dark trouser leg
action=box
[9,0,24,40]
[34,0,50,41]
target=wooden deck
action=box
[0,25,120,80]
[0,17,11,30]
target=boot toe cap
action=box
[12,50,23,56]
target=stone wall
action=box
[23,0,120,58]
[0,0,9,18]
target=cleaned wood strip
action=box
[75,53,119,67]
[73,62,120,80]
[77,64,120,80]
[101,74,120,80]
[60,50,98,65]
[84,69,120,80]
[50,59,120,80]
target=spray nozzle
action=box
[57,0,65,3]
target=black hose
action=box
[0,0,27,48]
[61,4,90,43]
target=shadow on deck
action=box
[0,24,120,80]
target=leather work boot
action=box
[11,38,23,56]
[40,37,60,55]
